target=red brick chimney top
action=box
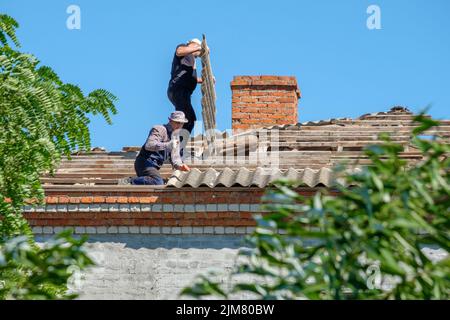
[231,75,301,98]
[231,75,301,132]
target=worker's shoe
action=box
[118,177,132,185]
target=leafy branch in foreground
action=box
[0,14,19,47]
[0,14,117,299]
[0,15,117,237]
[0,231,94,299]
[182,114,450,300]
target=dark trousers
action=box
[167,87,196,133]
[131,160,164,185]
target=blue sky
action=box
[2,0,450,150]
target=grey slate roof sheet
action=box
[166,167,345,188]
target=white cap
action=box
[188,38,201,46]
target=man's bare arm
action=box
[176,44,202,57]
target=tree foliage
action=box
[0,231,94,299]
[0,14,117,237]
[0,14,117,299]
[0,14,19,47]
[182,115,450,299]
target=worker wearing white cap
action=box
[167,38,204,134]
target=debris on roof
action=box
[41,107,450,189]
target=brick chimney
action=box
[231,76,301,132]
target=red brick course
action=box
[23,212,256,227]
[231,75,301,132]
[23,188,338,229]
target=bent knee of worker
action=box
[183,109,196,122]
[167,90,177,105]
[144,168,164,185]
[169,88,189,103]
[131,176,164,185]
[145,176,164,185]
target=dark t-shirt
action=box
[168,44,198,93]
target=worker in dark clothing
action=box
[119,111,190,185]
[167,38,204,134]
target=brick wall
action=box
[25,187,334,299]
[22,188,329,235]
[231,76,301,132]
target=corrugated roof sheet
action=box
[187,107,419,135]
[358,106,413,119]
[166,167,353,188]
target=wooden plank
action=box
[295,124,450,130]
[41,178,119,185]
[43,185,167,192]
[200,34,216,134]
